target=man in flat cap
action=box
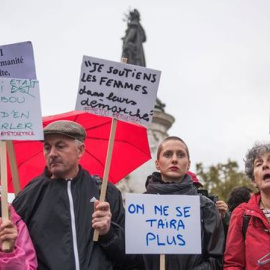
[12,120,125,270]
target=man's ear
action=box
[155,160,160,170]
[78,143,85,158]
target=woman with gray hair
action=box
[224,142,270,269]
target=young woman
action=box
[142,136,224,269]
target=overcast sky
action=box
[2,0,270,172]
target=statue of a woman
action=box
[122,9,146,67]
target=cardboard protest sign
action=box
[0,41,36,79]
[0,78,43,140]
[0,41,38,250]
[0,41,41,141]
[125,193,201,254]
[75,55,161,128]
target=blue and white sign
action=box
[125,193,201,254]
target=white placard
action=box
[125,193,201,254]
[0,78,43,140]
[0,41,36,79]
[75,56,161,128]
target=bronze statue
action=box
[122,9,146,67]
[121,9,166,112]
[155,97,165,112]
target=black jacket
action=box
[12,167,125,270]
[126,172,224,270]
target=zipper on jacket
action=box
[67,179,80,270]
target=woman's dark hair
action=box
[227,186,252,212]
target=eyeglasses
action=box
[258,252,270,266]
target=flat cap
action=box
[44,120,86,142]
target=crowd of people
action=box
[1,119,269,269]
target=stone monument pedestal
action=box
[116,107,175,200]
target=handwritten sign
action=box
[0,78,43,140]
[75,56,161,127]
[0,41,36,79]
[125,193,201,254]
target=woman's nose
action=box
[262,160,270,170]
[172,153,178,162]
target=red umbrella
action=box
[7,110,151,192]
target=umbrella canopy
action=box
[7,110,151,192]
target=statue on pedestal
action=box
[122,9,146,67]
[118,9,175,196]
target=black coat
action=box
[13,167,125,270]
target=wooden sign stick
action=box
[160,254,165,270]
[0,141,12,251]
[6,141,21,195]
[93,117,117,241]
[93,57,127,242]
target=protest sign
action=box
[0,42,38,251]
[125,193,201,254]
[0,78,43,140]
[75,55,161,128]
[0,41,38,194]
[78,56,161,241]
[0,41,36,79]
